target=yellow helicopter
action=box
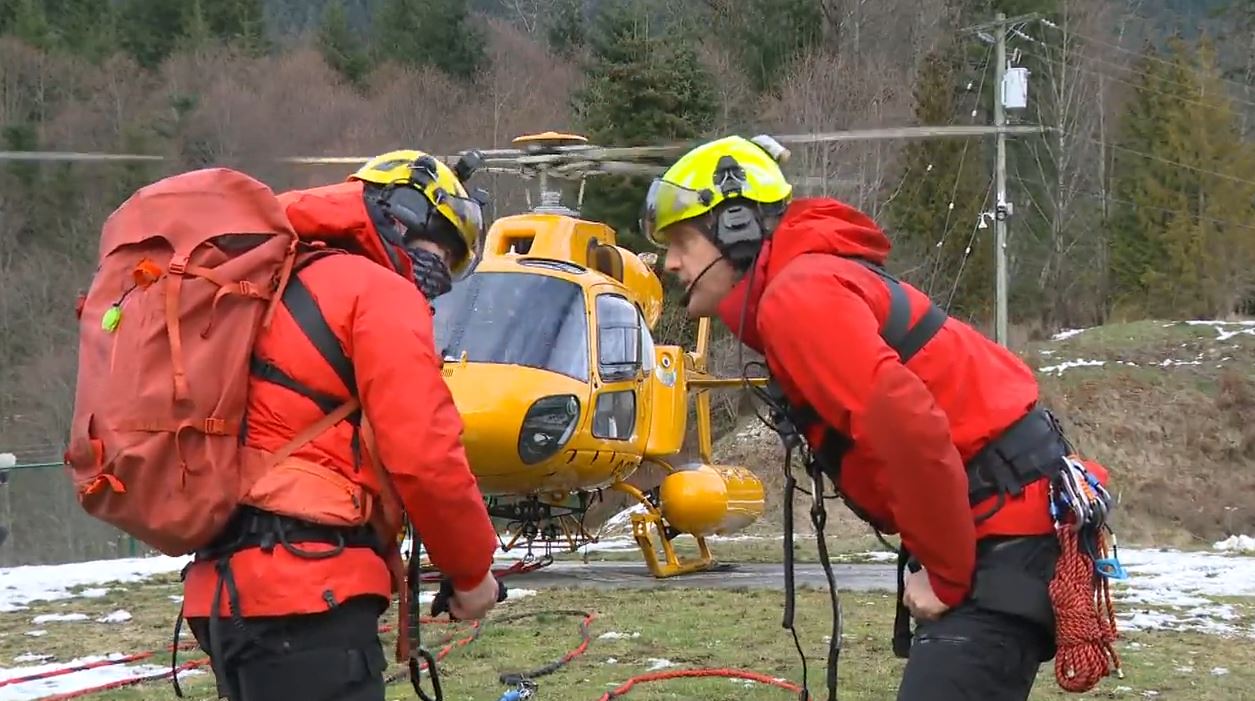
[429,131,768,578]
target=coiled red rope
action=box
[1048,525,1122,692]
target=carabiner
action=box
[411,648,443,701]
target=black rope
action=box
[494,610,596,685]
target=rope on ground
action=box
[594,669,804,700]
[1048,525,1122,692]
[492,610,597,685]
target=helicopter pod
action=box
[610,461,766,578]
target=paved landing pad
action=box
[504,561,897,592]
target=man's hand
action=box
[448,572,501,620]
[903,566,951,621]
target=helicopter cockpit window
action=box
[595,294,641,383]
[639,308,655,373]
[433,272,589,382]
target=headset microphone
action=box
[679,255,726,307]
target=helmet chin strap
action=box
[679,254,727,308]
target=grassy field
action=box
[0,571,1251,701]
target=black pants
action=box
[897,535,1060,701]
[187,595,389,701]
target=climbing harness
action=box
[741,255,950,701]
[1047,456,1125,692]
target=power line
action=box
[1037,19,1255,93]
[1018,47,1255,114]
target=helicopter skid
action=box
[613,481,716,578]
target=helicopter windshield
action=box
[432,271,590,381]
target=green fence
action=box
[0,457,145,564]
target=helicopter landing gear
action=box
[611,481,715,578]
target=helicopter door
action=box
[590,294,648,449]
[644,344,686,458]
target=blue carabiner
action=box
[1094,557,1129,580]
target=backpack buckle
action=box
[203,417,227,435]
[168,255,189,276]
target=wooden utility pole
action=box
[995,11,1010,347]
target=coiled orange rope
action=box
[1048,524,1122,692]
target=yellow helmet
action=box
[350,149,485,275]
[641,135,793,249]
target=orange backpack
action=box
[64,167,362,557]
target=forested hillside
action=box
[1,0,1253,564]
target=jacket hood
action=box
[715,197,892,349]
[764,196,891,276]
[276,180,413,279]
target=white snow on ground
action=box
[1215,535,1255,554]
[1051,327,1090,341]
[1109,538,1255,638]
[0,556,188,613]
[0,454,14,470]
[1037,319,1253,375]
[0,654,204,701]
[1184,319,1255,342]
[1037,359,1107,375]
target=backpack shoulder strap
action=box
[845,257,948,365]
[281,251,356,397]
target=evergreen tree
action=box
[8,0,50,50]
[1109,35,1255,318]
[545,0,585,59]
[883,48,993,320]
[116,0,194,68]
[372,0,487,81]
[319,0,371,87]
[574,0,717,251]
[706,0,824,94]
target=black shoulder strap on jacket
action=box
[763,257,949,437]
[280,256,357,397]
[249,250,360,424]
[846,257,948,365]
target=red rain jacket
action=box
[717,197,1068,608]
[183,181,498,619]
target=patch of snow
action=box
[0,555,188,613]
[1213,535,1255,554]
[598,631,640,640]
[1038,359,1106,375]
[21,632,44,638]
[10,654,52,664]
[1212,667,1229,676]
[605,657,617,664]
[30,614,87,624]
[75,588,109,599]
[96,610,131,624]
[1184,319,1255,342]
[645,658,674,671]
[603,504,648,532]
[1112,548,1255,637]
[0,654,204,700]
[1051,328,1089,341]
[0,454,14,470]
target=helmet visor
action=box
[436,192,485,275]
[641,178,707,248]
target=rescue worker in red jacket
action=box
[181,150,500,701]
[641,135,1107,701]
